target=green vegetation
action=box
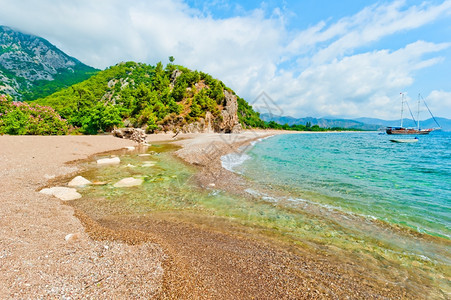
[23,66,98,101]
[264,121,361,132]
[35,61,260,134]
[2,58,355,135]
[0,64,97,101]
[0,94,68,135]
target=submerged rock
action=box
[68,176,91,187]
[97,157,121,165]
[39,187,82,201]
[142,161,156,167]
[113,177,143,188]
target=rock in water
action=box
[68,176,91,187]
[39,187,82,201]
[113,177,144,188]
[142,161,156,167]
[97,157,121,165]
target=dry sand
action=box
[1,131,413,299]
[0,135,172,298]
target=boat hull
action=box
[385,127,433,135]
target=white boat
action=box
[390,138,419,143]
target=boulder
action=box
[113,177,143,188]
[97,157,121,165]
[39,187,82,201]
[68,176,91,187]
[112,128,147,143]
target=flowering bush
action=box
[0,94,68,135]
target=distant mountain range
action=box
[0,25,97,100]
[260,113,451,131]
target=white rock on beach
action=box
[138,153,151,157]
[125,146,135,151]
[97,157,120,165]
[68,176,91,187]
[113,177,143,188]
[39,187,82,201]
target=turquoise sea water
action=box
[71,132,450,296]
[234,132,450,240]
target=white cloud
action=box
[424,90,451,118]
[0,0,450,118]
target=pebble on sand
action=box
[39,187,82,201]
[97,157,121,165]
[68,176,91,187]
[113,177,144,188]
[65,233,81,242]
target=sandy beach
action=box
[0,131,414,299]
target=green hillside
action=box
[36,61,263,134]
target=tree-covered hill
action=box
[35,61,264,134]
[0,25,98,101]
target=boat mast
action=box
[421,94,442,129]
[400,93,404,127]
[417,93,420,130]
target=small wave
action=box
[221,152,251,173]
[221,135,276,173]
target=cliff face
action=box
[0,26,97,100]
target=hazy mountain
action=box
[260,113,382,130]
[355,117,450,131]
[0,25,97,100]
[261,113,450,131]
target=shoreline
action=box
[0,131,437,298]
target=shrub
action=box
[0,94,69,135]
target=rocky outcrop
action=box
[112,128,147,143]
[215,90,242,133]
[156,89,242,134]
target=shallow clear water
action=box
[70,135,450,296]
[235,131,451,240]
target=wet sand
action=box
[0,132,420,298]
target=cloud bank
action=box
[0,0,450,118]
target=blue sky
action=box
[0,0,450,119]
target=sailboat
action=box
[385,93,440,135]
